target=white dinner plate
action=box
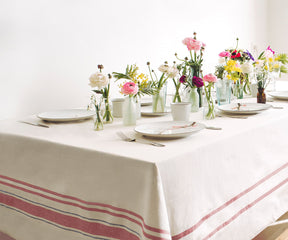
[218,103,271,114]
[268,91,288,100]
[37,109,95,122]
[135,121,205,138]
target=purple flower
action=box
[192,76,204,88]
[179,75,187,83]
[245,50,255,61]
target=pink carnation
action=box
[219,51,231,58]
[182,37,203,51]
[121,82,138,96]
[203,74,217,83]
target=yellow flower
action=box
[264,65,268,70]
[227,74,231,80]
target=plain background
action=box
[0,0,287,120]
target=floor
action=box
[253,212,288,240]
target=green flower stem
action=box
[94,104,103,131]
[204,83,215,119]
[172,78,182,103]
[103,97,113,123]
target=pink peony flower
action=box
[203,74,217,83]
[182,37,203,51]
[121,82,138,96]
[219,51,231,58]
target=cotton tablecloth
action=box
[1,99,288,240]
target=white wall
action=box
[0,0,269,120]
[267,0,288,53]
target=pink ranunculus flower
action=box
[219,51,231,58]
[264,46,275,59]
[203,74,217,83]
[182,37,203,51]
[121,82,138,96]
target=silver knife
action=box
[18,121,49,128]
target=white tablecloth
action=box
[1,99,288,240]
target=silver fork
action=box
[117,131,165,147]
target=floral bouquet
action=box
[147,61,179,112]
[254,46,288,90]
[113,64,155,98]
[203,73,217,120]
[175,32,206,107]
[120,81,139,126]
[88,64,112,130]
[217,38,254,98]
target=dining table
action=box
[0,97,288,240]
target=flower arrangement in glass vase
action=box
[175,32,206,108]
[113,64,155,117]
[218,38,254,99]
[88,64,112,130]
[177,65,204,112]
[120,81,139,126]
[203,73,218,120]
[147,61,179,112]
[253,46,288,103]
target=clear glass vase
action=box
[94,104,104,131]
[102,98,113,124]
[216,78,232,105]
[203,87,216,120]
[233,80,243,99]
[187,87,199,112]
[152,84,167,113]
[123,96,137,126]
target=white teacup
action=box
[111,98,125,118]
[170,102,191,121]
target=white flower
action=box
[89,72,109,89]
[255,60,265,70]
[166,66,179,78]
[218,57,226,65]
[158,64,170,73]
[241,62,253,74]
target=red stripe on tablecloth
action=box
[0,174,169,235]
[203,176,288,240]
[0,192,139,240]
[0,180,169,240]
[0,231,16,240]
[172,161,288,240]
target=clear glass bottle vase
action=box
[203,87,216,120]
[152,84,167,113]
[123,96,137,126]
[188,87,199,112]
[102,97,113,124]
[94,104,104,131]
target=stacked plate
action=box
[218,103,271,115]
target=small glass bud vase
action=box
[152,84,167,113]
[257,88,266,104]
[102,98,113,124]
[123,96,137,126]
[203,88,216,120]
[216,78,232,105]
[233,80,244,99]
[187,87,199,112]
[94,104,104,131]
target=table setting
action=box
[1,36,288,240]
